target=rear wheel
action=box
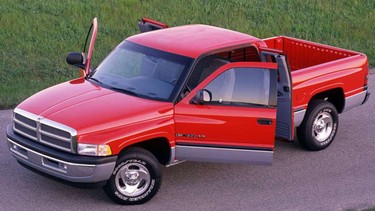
[103,147,162,205]
[297,100,339,151]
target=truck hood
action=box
[17,78,174,135]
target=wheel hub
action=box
[316,120,326,131]
[312,111,333,142]
[125,171,140,185]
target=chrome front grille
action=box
[13,108,76,153]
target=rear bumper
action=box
[343,90,370,113]
[361,90,370,105]
[6,125,117,185]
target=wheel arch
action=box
[118,137,172,165]
[308,88,345,113]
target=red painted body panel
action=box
[263,36,368,110]
[291,55,367,107]
[175,105,276,149]
[140,17,169,29]
[128,24,262,58]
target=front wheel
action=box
[297,100,339,151]
[103,147,162,205]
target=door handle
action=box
[257,118,273,125]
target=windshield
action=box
[89,41,193,101]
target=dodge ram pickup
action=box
[6,18,370,205]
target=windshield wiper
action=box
[109,87,138,97]
[88,77,102,85]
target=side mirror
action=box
[66,52,86,69]
[191,89,212,105]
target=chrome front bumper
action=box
[7,125,117,184]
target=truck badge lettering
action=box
[176,133,205,139]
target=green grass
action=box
[0,0,374,109]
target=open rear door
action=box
[138,18,168,33]
[260,48,294,140]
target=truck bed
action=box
[263,35,368,115]
[263,36,360,71]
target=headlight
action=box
[77,143,112,156]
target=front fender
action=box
[77,116,175,155]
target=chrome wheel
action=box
[104,147,162,205]
[115,163,151,197]
[312,111,333,142]
[297,100,338,151]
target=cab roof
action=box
[127,24,261,58]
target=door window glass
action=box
[204,67,276,107]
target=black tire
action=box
[103,147,162,205]
[297,100,339,151]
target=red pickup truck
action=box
[7,18,370,205]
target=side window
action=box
[187,56,230,90]
[204,68,277,107]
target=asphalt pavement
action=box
[1,75,375,211]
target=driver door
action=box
[84,18,98,75]
[174,62,278,165]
